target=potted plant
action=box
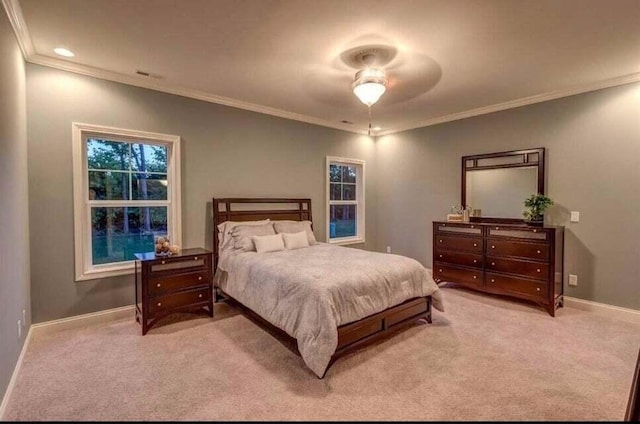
[523,193,553,225]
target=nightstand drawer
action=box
[487,239,549,261]
[148,271,210,295]
[434,251,483,268]
[149,287,210,315]
[486,257,549,280]
[434,263,482,287]
[486,272,548,300]
[150,255,210,274]
[435,235,483,253]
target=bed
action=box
[212,197,444,378]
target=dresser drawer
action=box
[434,251,483,268]
[436,223,483,236]
[150,255,210,274]
[486,257,549,280]
[148,271,210,295]
[148,287,210,315]
[486,272,548,300]
[435,235,483,253]
[433,263,482,287]
[487,226,548,241]
[487,239,549,261]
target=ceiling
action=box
[6,0,640,135]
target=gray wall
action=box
[376,82,640,310]
[26,64,377,323]
[0,12,31,401]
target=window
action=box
[73,123,181,281]
[326,157,365,245]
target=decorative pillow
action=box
[272,220,317,245]
[230,223,276,252]
[282,231,309,250]
[217,219,270,250]
[252,233,285,254]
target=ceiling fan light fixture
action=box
[352,68,387,106]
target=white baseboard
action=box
[0,305,135,419]
[564,296,640,324]
[0,326,32,421]
[30,304,135,337]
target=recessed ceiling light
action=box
[54,47,74,57]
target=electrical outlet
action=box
[17,320,21,340]
[568,274,578,287]
[570,211,580,223]
[22,309,26,328]
[386,246,391,253]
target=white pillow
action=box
[252,233,285,253]
[217,219,270,250]
[272,220,317,245]
[282,231,309,250]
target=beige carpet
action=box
[4,286,639,421]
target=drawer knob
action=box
[537,269,541,273]
[471,225,474,229]
[439,269,442,272]
[161,261,166,265]
[156,283,161,288]
[473,243,477,247]
[536,288,541,291]
[491,262,495,266]
[537,250,541,254]
[495,226,499,230]
[439,239,443,243]
[157,302,162,307]
[473,276,477,279]
[491,279,495,283]
[198,276,203,281]
[491,245,495,249]
[198,294,203,298]
[533,229,537,233]
[439,254,443,258]
[473,259,477,263]
[194,257,199,260]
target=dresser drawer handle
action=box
[491,279,495,283]
[473,276,477,279]
[470,225,474,229]
[537,250,541,254]
[439,239,443,243]
[156,283,161,288]
[194,257,199,260]
[537,269,541,273]
[473,259,477,263]
[439,254,443,258]
[198,276,203,281]
[439,269,442,272]
[473,243,477,247]
[491,262,495,266]
[157,302,162,307]
[536,287,541,291]
[198,294,203,298]
[491,245,495,249]
[495,226,499,230]
[161,261,166,265]
[533,229,537,233]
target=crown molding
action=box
[378,72,640,136]
[4,0,640,137]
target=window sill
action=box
[76,262,134,282]
[329,237,365,246]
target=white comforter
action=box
[214,243,444,377]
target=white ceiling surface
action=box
[16,0,640,134]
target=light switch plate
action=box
[570,211,580,222]
[568,274,578,286]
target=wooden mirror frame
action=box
[461,147,545,224]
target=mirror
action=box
[462,148,545,222]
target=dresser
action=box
[135,248,214,334]
[432,221,564,316]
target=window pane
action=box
[342,166,356,183]
[343,183,356,201]
[330,183,342,201]
[329,164,341,182]
[89,171,129,201]
[87,139,130,170]
[132,173,168,200]
[132,144,167,173]
[329,204,356,239]
[91,207,167,265]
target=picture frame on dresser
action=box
[434,148,564,316]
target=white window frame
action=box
[326,156,365,245]
[72,123,182,281]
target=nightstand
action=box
[134,248,214,335]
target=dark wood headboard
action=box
[212,198,312,270]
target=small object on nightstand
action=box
[134,248,213,335]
